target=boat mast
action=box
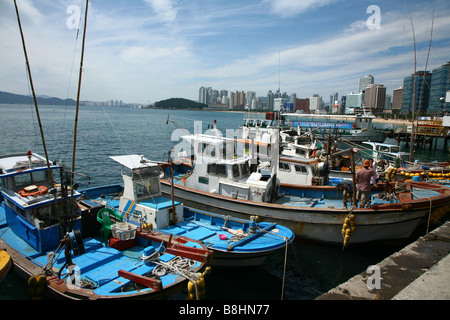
[13,0,54,186]
[408,4,417,161]
[70,0,89,212]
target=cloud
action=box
[263,0,338,17]
[144,0,178,24]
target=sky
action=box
[1,0,450,105]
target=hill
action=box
[0,91,80,106]
[152,98,207,109]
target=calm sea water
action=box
[0,104,447,300]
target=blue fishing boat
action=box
[1,1,211,300]
[79,154,294,268]
[0,152,211,300]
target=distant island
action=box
[145,98,207,110]
[0,91,82,106]
[0,91,207,110]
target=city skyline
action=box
[1,1,449,105]
[200,60,450,115]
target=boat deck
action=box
[0,200,203,298]
[276,186,442,209]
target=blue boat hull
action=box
[79,185,295,267]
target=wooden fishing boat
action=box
[159,129,450,245]
[1,1,210,300]
[78,154,294,268]
[0,152,211,300]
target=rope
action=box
[142,252,200,299]
[281,237,288,300]
[410,189,433,233]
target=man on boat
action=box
[355,160,376,208]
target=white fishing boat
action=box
[159,127,450,245]
[243,111,386,143]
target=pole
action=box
[13,0,54,187]
[70,0,89,214]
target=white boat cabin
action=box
[363,142,410,165]
[110,155,183,229]
[178,133,279,203]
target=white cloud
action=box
[144,0,178,24]
[263,0,338,17]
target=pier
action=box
[316,221,450,300]
[373,118,450,152]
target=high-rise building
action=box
[267,90,274,110]
[345,92,363,114]
[392,87,403,114]
[329,92,338,108]
[400,71,432,114]
[295,98,310,113]
[199,87,209,104]
[246,91,256,109]
[428,61,450,114]
[310,94,323,112]
[364,84,386,114]
[359,75,374,92]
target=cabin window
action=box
[295,165,308,174]
[295,149,307,157]
[32,170,48,184]
[279,162,291,172]
[216,164,227,177]
[232,164,240,178]
[240,163,250,177]
[207,163,217,175]
[14,173,33,188]
[207,163,228,178]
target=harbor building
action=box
[400,71,432,115]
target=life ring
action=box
[352,123,357,129]
[18,185,48,197]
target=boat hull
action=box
[160,180,450,245]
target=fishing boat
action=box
[78,154,294,267]
[1,1,210,300]
[0,152,211,299]
[243,111,386,143]
[159,128,450,245]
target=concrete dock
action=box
[317,221,450,300]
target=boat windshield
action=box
[135,177,160,199]
[14,170,49,189]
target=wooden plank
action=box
[118,270,162,291]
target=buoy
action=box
[27,274,47,300]
[342,213,356,248]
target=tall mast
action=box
[70,0,89,212]
[408,4,417,161]
[13,0,54,186]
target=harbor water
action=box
[0,104,447,300]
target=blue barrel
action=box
[412,176,421,181]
